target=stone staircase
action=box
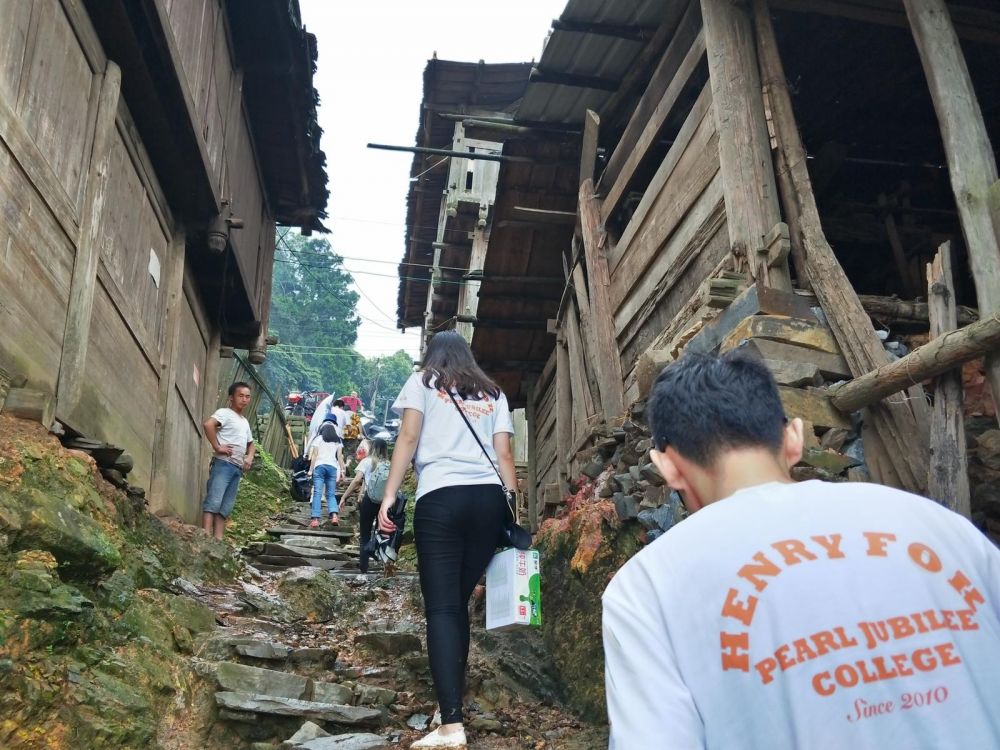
[245,497,361,573]
[194,616,415,748]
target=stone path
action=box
[178,486,606,748]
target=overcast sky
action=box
[299,0,567,359]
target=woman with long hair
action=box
[306,421,345,528]
[379,331,516,748]
[339,437,390,573]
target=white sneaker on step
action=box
[410,726,467,748]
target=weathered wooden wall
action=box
[0,0,279,522]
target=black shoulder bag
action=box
[446,390,532,551]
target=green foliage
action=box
[227,448,292,545]
[261,229,413,417]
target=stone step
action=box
[268,527,354,540]
[288,734,391,749]
[215,691,382,725]
[252,556,355,571]
[262,543,353,560]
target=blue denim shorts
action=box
[202,458,243,518]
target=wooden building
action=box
[398,0,1000,528]
[0,0,327,521]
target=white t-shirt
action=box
[307,435,342,469]
[330,406,347,438]
[210,408,253,466]
[391,372,514,499]
[603,480,1000,750]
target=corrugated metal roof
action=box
[519,0,684,124]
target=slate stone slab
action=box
[285,720,329,744]
[215,662,309,700]
[312,680,354,705]
[235,641,293,661]
[294,734,390,749]
[215,691,382,725]
[354,683,396,707]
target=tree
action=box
[262,230,361,399]
[260,230,416,414]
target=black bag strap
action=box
[445,390,515,507]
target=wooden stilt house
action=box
[0,0,328,521]
[397,0,1000,531]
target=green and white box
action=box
[485,548,542,631]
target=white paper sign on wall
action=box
[148,247,161,289]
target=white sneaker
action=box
[410,726,467,748]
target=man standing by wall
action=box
[603,352,1000,749]
[201,382,255,540]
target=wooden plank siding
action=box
[0,0,283,521]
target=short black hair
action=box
[333,399,346,408]
[228,381,251,397]
[648,351,786,466]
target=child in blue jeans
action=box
[307,422,345,528]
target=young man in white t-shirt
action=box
[201,381,255,540]
[603,351,1000,750]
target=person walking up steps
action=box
[378,331,516,749]
[340,437,390,573]
[306,422,345,528]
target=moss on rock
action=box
[535,499,643,721]
[227,448,293,546]
[0,417,244,749]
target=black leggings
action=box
[358,493,378,573]
[415,484,507,725]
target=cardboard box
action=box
[485,548,541,631]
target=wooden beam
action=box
[796,292,978,327]
[601,26,707,223]
[702,0,790,290]
[580,179,627,421]
[551,19,658,41]
[556,331,573,495]
[579,109,600,188]
[571,254,605,412]
[926,242,971,518]
[55,61,121,417]
[456,228,489,342]
[753,0,929,492]
[770,0,1000,46]
[600,0,703,197]
[904,0,1000,429]
[528,68,620,92]
[831,313,1000,413]
[508,207,577,226]
[525,375,539,532]
[454,316,551,331]
[149,232,187,513]
[3,388,55,427]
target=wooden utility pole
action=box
[701,0,790,291]
[753,0,929,492]
[904,0,1000,427]
[926,243,971,517]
